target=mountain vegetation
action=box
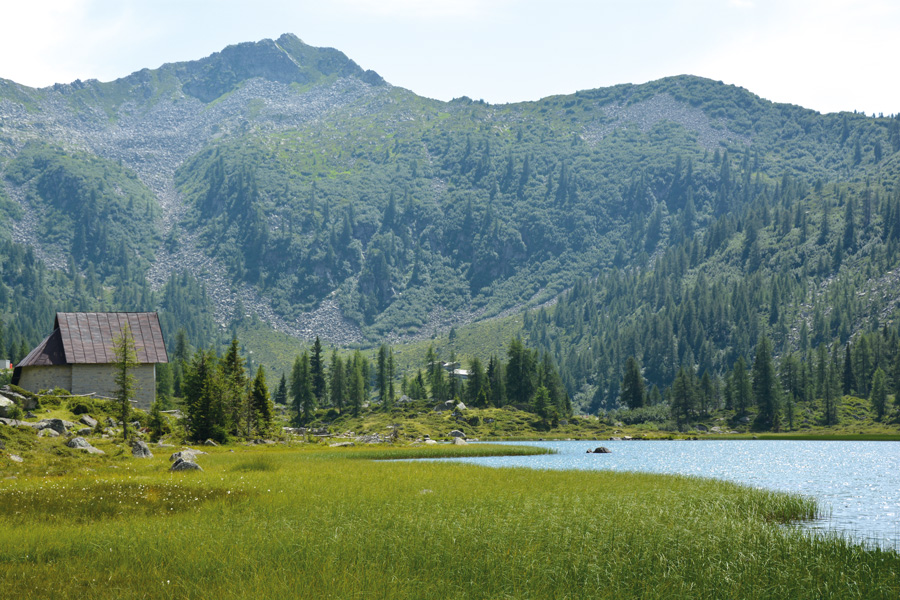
[2,34,900,430]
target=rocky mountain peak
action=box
[170,33,385,103]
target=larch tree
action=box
[113,323,139,441]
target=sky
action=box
[0,0,897,116]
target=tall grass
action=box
[1,445,898,599]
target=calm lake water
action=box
[444,440,900,550]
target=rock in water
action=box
[66,437,105,454]
[591,446,611,454]
[132,440,154,458]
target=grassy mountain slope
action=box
[1,35,900,411]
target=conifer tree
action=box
[732,356,751,416]
[620,356,645,409]
[310,336,327,406]
[752,336,779,427]
[274,373,288,406]
[251,366,272,432]
[113,324,138,441]
[329,350,345,412]
[221,337,248,435]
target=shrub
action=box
[69,398,97,415]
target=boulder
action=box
[449,430,467,439]
[695,424,708,432]
[77,428,93,436]
[38,428,60,438]
[424,439,438,445]
[452,437,468,446]
[132,440,153,458]
[329,441,354,448]
[203,439,219,446]
[66,437,104,454]
[79,415,98,428]
[44,419,70,434]
[170,449,207,462]
[455,402,467,411]
[8,454,23,463]
[0,395,16,418]
[589,446,611,454]
[170,458,202,472]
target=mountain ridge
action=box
[1,34,899,407]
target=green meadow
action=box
[1,440,899,599]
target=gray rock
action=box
[589,447,611,454]
[203,439,218,446]
[169,449,207,462]
[66,437,104,454]
[132,440,153,458]
[449,429,466,439]
[424,439,438,445]
[44,419,69,434]
[452,437,468,446]
[77,428,93,436]
[455,402,467,411]
[38,428,60,438]
[170,458,203,471]
[79,415,98,428]
[329,441,354,447]
[695,424,708,432]
[0,395,16,418]
[9,454,23,463]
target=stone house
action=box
[12,312,168,410]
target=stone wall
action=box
[18,365,73,394]
[18,364,157,410]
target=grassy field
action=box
[1,436,899,599]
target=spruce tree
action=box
[620,356,645,409]
[329,350,345,413]
[310,336,327,406]
[251,366,272,432]
[752,336,779,428]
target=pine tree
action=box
[274,373,288,406]
[752,336,779,428]
[329,350,344,413]
[251,366,272,432]
[620,356,645,409]
[310,336,327,406]
[732,356,751,416]
[221,337,248,435]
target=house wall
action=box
[17,365,73,394]
[70,364,157,410]
[18,364,157,410]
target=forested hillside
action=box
[2,34,900,420]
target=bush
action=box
[69,398,97,415]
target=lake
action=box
[442,439,900,550]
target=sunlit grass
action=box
[1,444,898,599]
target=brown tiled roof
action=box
[17,312,169,367]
